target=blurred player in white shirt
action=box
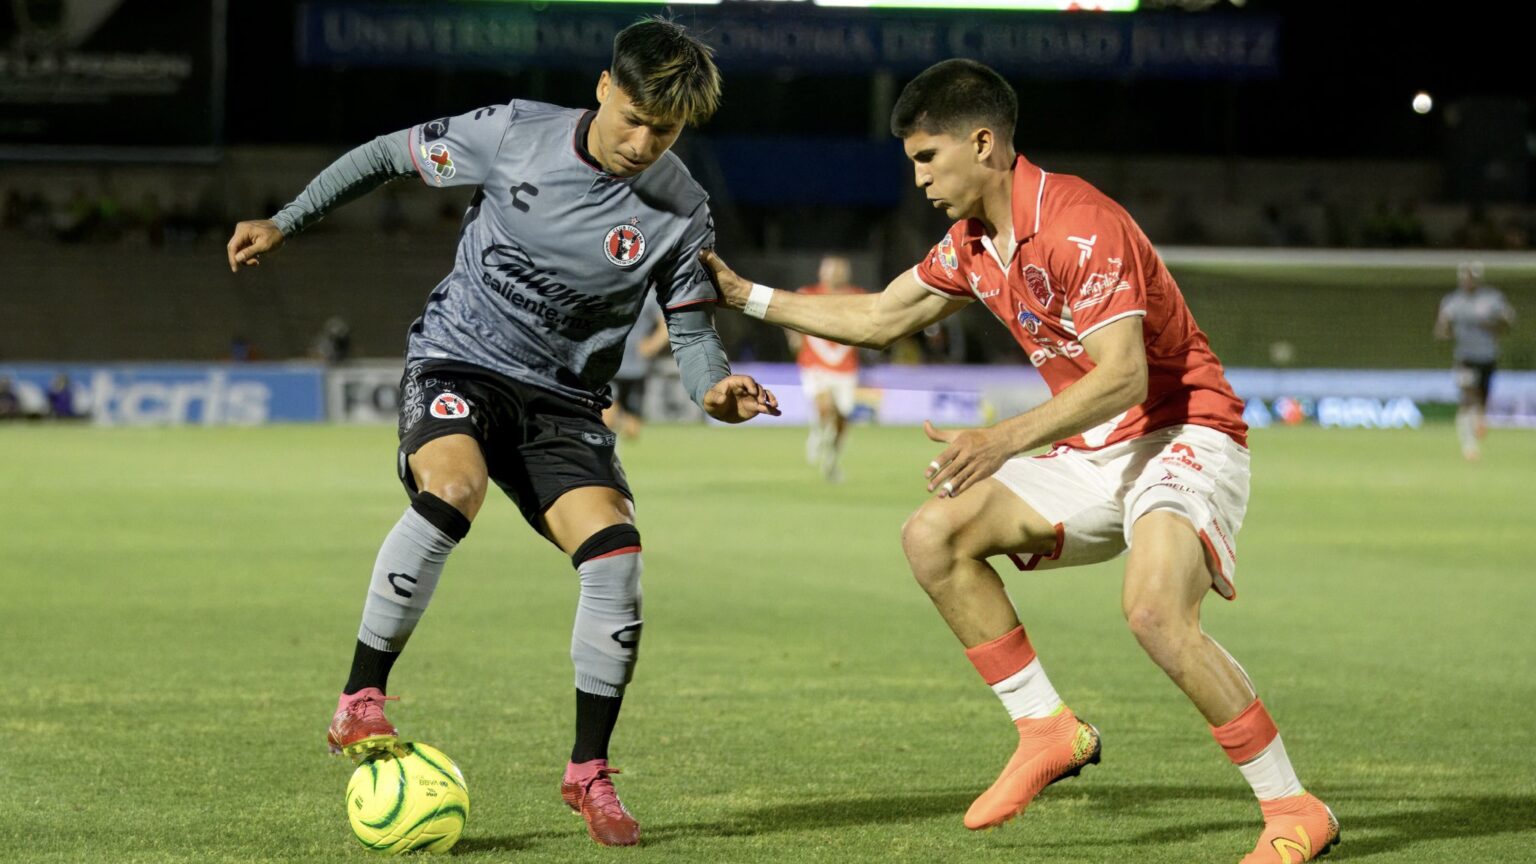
[1435,261,1516,461]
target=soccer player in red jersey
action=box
[702,60,1337,863]
[789,255,866,482]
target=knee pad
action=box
[570,525,643,695]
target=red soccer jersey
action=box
[795,283,865,374]
[912,156,1247,450]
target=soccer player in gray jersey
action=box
[225,19,779,847]
[1435,261,1516,461]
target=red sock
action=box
[963,625,1037,685]
[1211,698,1278,764]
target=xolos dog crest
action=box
[430,393,471,419]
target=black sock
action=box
[571,689,624,763]
[343,640,400,695]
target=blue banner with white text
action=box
[0,364,325,425]
[296,3,1279,80]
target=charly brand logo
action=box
[611,621,643,648]
[604,222,646,267]
[387,572,418,598]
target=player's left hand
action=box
[923,421,1013,498]
[697,249,752,310]
[703,375,781,423]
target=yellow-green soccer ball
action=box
[346,742,469,855]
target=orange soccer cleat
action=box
[1240,793,1339,863]
[326,688,400,761]
[963,709,1101,830]
[562,759,640,846]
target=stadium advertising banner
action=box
[0,364,324,425]
[297,2,1277,79]
[326,363,404,424]
[0,0,226,159]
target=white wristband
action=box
[744,283,775,319]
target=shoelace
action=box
[349,692,399,723]
[577,767,626,815]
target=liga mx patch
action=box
[937,234,959,272]
[429,393,471,420]
[604,222,646,267]
[421,142,456,184]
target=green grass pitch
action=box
[4,423,1534,863]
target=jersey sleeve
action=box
[652,201,719,311]
[1494,289,1517,324]
[405,102,514,188]
[911,228,973,299]
[1043,206,1149,339]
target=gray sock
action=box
[357,506,460,652]
[571,547,644,697]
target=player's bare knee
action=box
[901,501,962,568]
[420,475,486,522]
[1124,599,1198,653]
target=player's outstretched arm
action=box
[699,250,966,349]
[225,129,420,272]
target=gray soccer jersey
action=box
[398,100,718,405]
[1439,286,1515,363]
[270,97,731,405]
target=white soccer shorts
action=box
[799,369,858,417]
[990,424,1249,599]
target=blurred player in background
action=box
[604,300,669,440]
[703,59,1337,863]
[788,255,866,482]
[1435,261,1516,461]
[225,18,778,847]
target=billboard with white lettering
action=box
[0,364,324,425]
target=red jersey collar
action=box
[959,155,1046,246]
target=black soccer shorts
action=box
[396,360,632,531]
[1454,360,1496,403]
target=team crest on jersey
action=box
[1017,305,1042,335]
[429,392,471,420]
[604,223,647,267]
[937,235,959,272]
[1023,264,1053,309]
[421,142,456,184]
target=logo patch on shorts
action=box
[429,392,471,419]
[604,223,646,267]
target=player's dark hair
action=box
[611,16,722,126]
[890,59,1017,142]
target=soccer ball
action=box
[346,742,469,855]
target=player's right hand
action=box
[226,220,285,272]
[697,249,751,310]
